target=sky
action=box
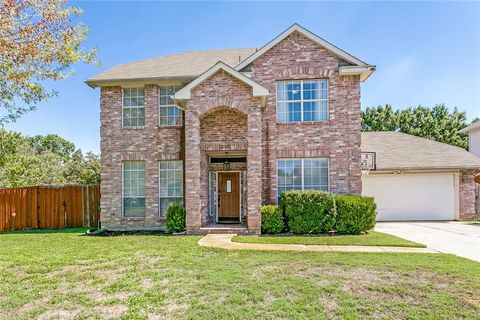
[5,1,480,154]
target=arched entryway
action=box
[200,107,248,225]
[175,65,268,235]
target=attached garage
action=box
[362,173,456,221]
[361,132,480,221]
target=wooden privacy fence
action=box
[0,185,100,232]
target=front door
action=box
[217,172,240,223]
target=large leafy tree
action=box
[0,129,100,187]
[0,0,96,124]
[361,104,470,149]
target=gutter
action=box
[372,165,480,172]
[339,65,376,82]
[85,75,196,88]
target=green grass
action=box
[1,229,479,319]
[465,221,480,225]
[233,231,426,247]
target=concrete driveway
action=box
[375,222,480,262]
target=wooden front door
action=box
[217,172,240,222]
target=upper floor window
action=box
[159,87,182,126]
[276,80,328,123]
[123,88,145,127]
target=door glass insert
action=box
[226,180,232,193]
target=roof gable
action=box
[236,24,371,71]
[175,61,269,101]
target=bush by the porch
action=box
[166,202,186,233]
[260,205,284,234]
[280,190,336,234]
[334,195,377,234]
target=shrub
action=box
[280,190,336,234]
[334,195,377,234]
[165,202,186,233]
[260,205,284,234]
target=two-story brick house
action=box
[86,24,376,234]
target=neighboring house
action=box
[459,121,480,158]
[86,24,478,233]
[361,132,480,221]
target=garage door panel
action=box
[362,174,455,221]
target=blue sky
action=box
[6,1,480,153]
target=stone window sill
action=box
[158,125,183,129]
[121,217,145,221]
[277,121,330,126]
[122,126,145,130]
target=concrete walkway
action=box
[198,234,439,253]
[375,222,480,262]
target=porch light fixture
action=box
[223,158,230,171]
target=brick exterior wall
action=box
[459,169,479,220]
[99,85,182,230]
[184,70,262,234]
[98,30,479,232]
[98,31,364,232]
[249,31,362,203]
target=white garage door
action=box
[362,173,456,221]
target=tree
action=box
[63,151,100,185]
[361,104,469,149]
[0,129,100,187]
[0,148,66,187]
[0,0,96,125]
[361,104,397,131]
[26,134,76,159]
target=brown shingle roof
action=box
[86,48,257,86]
[458,121,480,134]
[361,131,480,170]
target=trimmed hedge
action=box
[260,205,284,234]
[165,202,186,233]
[334,195,377,234]
[280,190,336,234]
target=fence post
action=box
[81,186,85,226]
[85,186,90,227]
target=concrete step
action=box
[199,226,249,235]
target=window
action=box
[123,161,145,218]
[123,88,145,127]
[159,160,183,217]
[276,80,328,122]
[277,158,329,200]
[159,87,182,126]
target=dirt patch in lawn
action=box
[253,262,477,313]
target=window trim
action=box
[122,161,146,219]
[122,87,145,128]
[159,87,183,127]
[158,160,184,218]
[276,158,330,202]
[276,79,329,123]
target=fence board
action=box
[0,185,100,231]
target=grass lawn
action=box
[465,221,480,225]
[1,229,479,319]
[233,231,425,247]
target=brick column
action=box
[247,105,262,234]
[185,106,202,233]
